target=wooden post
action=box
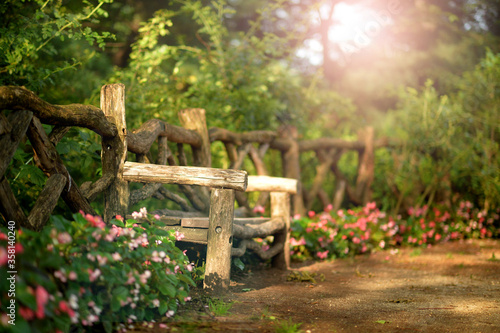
[355,127,374,205]
[204,188,235,292]
[270,192,291,270]
[101,84,129,222]
[279,125,304,216]
[178,108,211,167]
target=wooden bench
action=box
[124,164,297,292]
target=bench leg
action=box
[271,192,291,270]
[204,188,235,292]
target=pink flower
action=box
[54,269,67,282]
[316,250,329,259]
[253,205,265,214]
[88,269,101,282]
[81,212,106,228]
[174,231,185,241]
[290,237,306,247]
[352,237,361,244]
[68,271,77,280]
[308,211,315,218]
[154,214,161,220]
[57,232,72,244]
[35,286,49,319]
[435,234,442,241]
[112,252,122,261]
[325,204,333,212]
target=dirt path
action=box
[166,239,500,332]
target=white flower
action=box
[69,294,79,309]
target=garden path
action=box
[139,239,500,332]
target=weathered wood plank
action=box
[123,162,248,192]
[181,217,271,228]
[27,116,95,215]
[101,84,129,222]
[204,188,235,292]
[157,225,208,243]
[246,176,298,194]
[0,110,33,179]
[0,177,28,228]
[125,215,181,226]
[28,173,67,231]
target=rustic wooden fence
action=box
[0,83,387,291]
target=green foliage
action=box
[379,50,500,210]
[0,210,195,332]
[0,0,115,92]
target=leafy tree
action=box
[0,0,115,94]
[378,50,500,212]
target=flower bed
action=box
[0,209,194,333]
[290,201,499,261]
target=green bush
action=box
[0,209,194,332]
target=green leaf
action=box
[375,320,389,324]
[111,219,125,227]
[18,164,46,186]
[159,283,176,298]
[103,321,113,333]
[159,301,170,315]
[112,286,129,299]
[232,258,245,271]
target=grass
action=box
[274,317,303,333]
[208,298,234,316]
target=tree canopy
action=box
[1,0,499,213]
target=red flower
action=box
[0,247,7,266]
[35,286,49,319]
[19,307,35,321]
[59,300,75,318]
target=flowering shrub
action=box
[290,202,499,261]
[0,209,194,332]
